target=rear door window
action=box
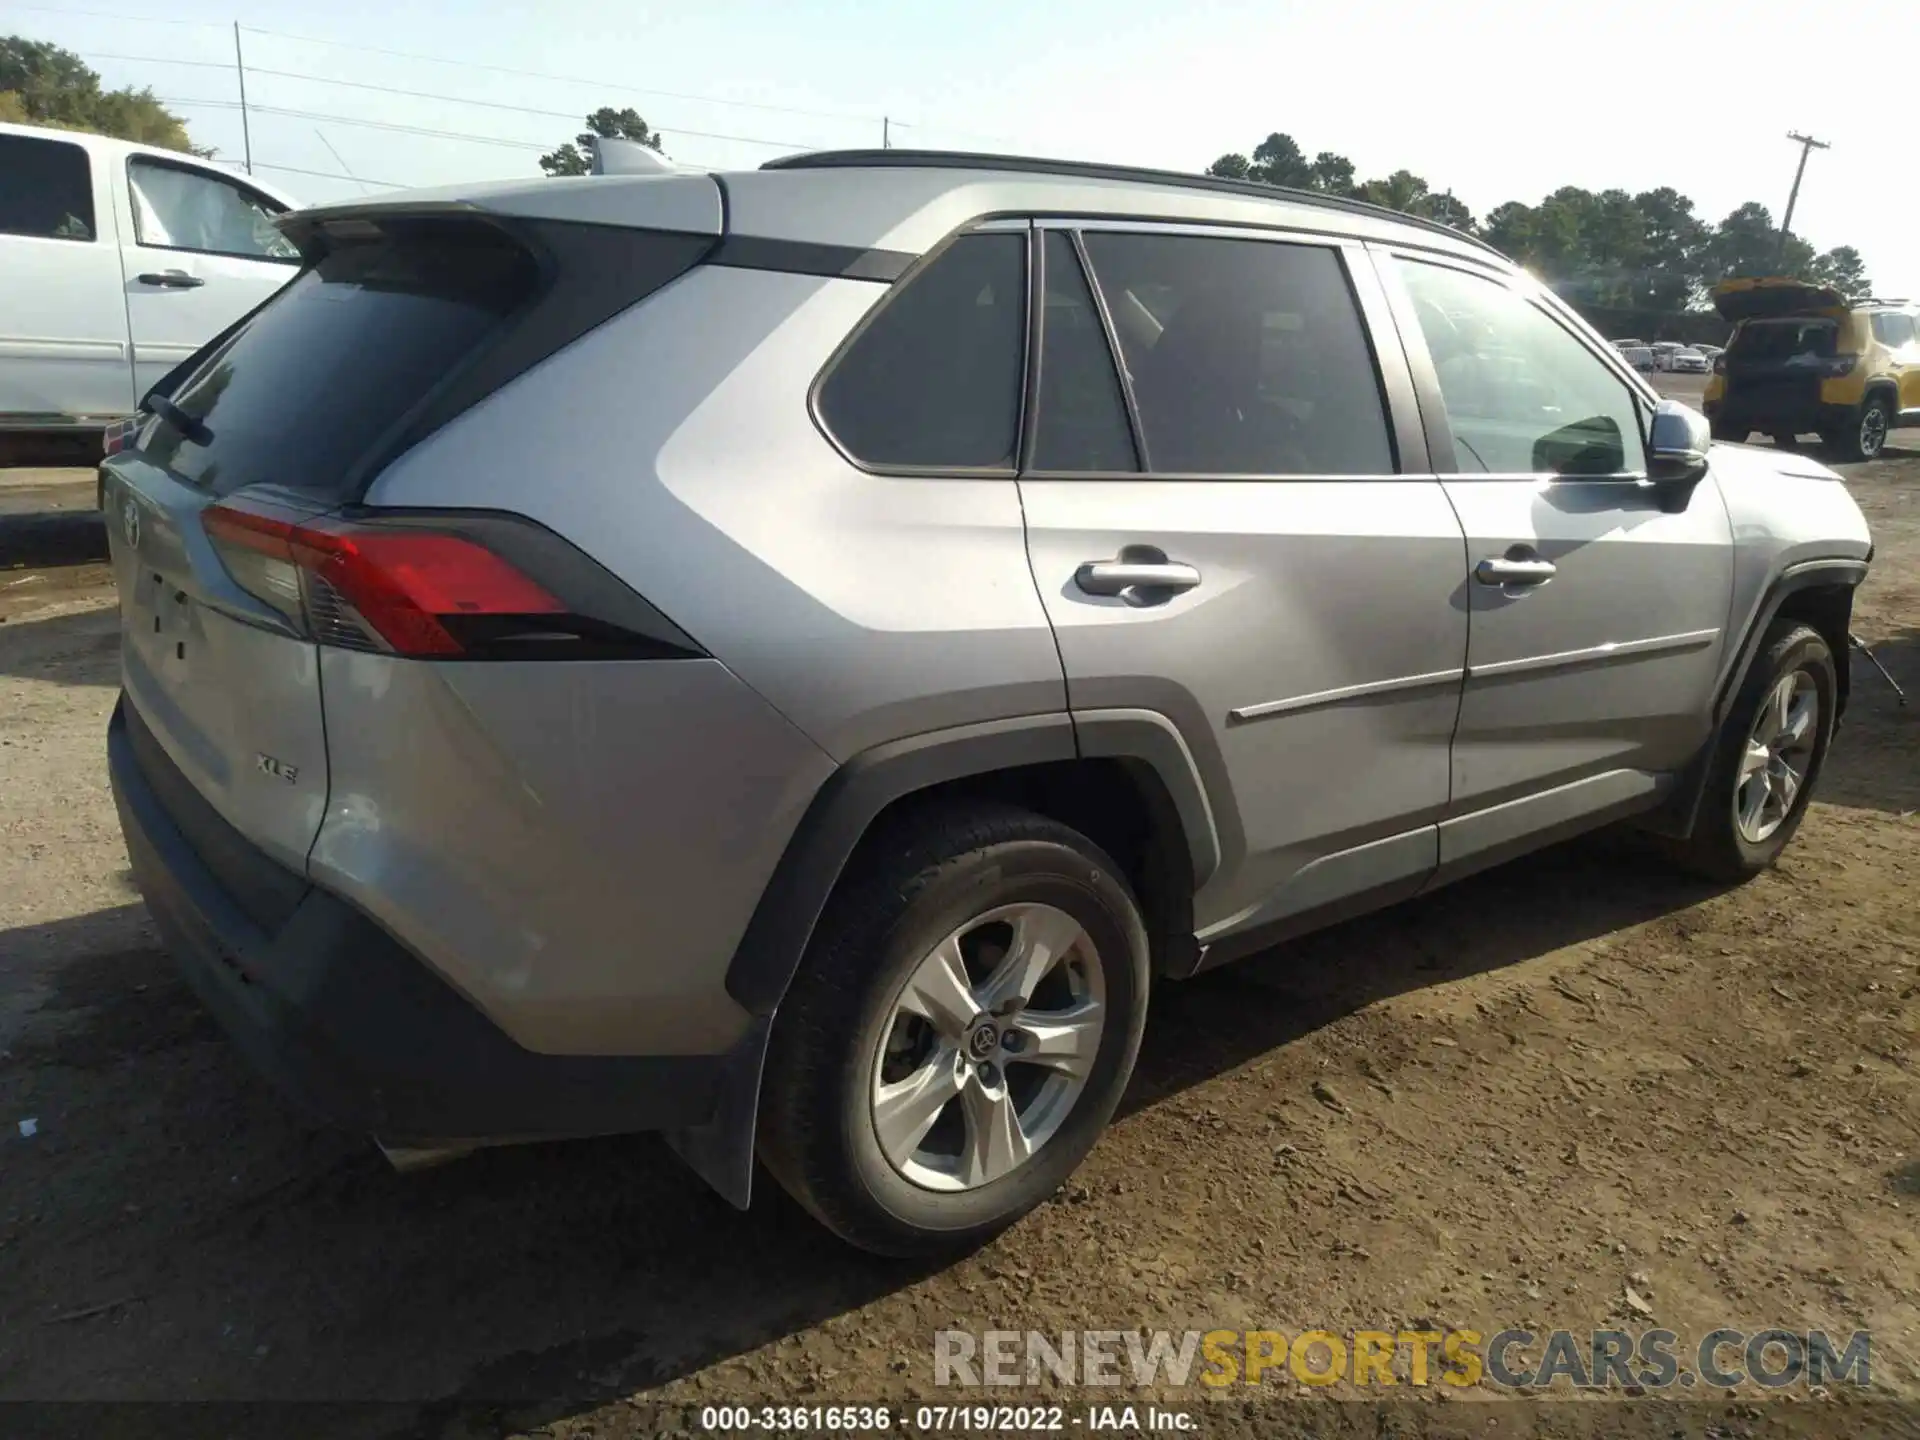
[141,219,539,499]
[1079,231,1394,475]
[0,131,95,241]
[1031,230,1137,472]
[817,232,1027,470]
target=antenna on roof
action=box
[583,134,678,176]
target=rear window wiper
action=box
[147,393,214,447]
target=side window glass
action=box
[1394,259,1648,477]
[1080,232,1394,475]
[0,133,95,241]
[1031,231,1137,472]
[128,159,297,261]
[818,232,1026,470]
[1873,313,1915,348]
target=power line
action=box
[254,160,403,189]
[0,3,221,26]
[160,96,810,153]
[78,51,235,69]
[160,97,550,150]
[235,22,883,128]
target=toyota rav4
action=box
[103,151,1873,1256]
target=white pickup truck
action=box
[1,120,300,458]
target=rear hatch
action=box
[104,195,716,900]
[1720,314,1850,412]
[1712,277,1846,322]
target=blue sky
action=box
[9,0,1916,298]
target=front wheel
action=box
[757,802,1150,1257]
[1660,620,1835,881]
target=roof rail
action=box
[761,148,1504,258]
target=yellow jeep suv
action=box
[1704,278,1919,461]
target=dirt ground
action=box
[1,423,1916,1438]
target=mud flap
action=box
[662,1013,773,1209]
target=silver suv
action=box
[102,151,1872,1256]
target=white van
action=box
[0,120,301,453]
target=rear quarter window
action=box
[815,232,1027,471]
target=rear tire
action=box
[1770,433,1797,449]
[757,801,1150,1257]
[1828,396,1892,462]
[1659,620,1835,882]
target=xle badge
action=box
[256,753,300,785]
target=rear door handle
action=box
[137,270,205,289]
[1074,556,1202,600]
[1475,556,1557,586]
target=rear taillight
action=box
[203,504,564,658]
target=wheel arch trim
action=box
[675,708,1217,1210]
[1642,556,1865,841]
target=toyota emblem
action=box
[121,497,140,550]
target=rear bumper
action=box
[1704,386,1853,436]
[107,694,729,1145]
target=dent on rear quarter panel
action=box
[308,652,834,1058]
[365,263,1069,761]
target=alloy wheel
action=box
[870,903,1105,1192]
[1734,670,1819,844]
[1860,404,1889,460]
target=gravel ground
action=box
[0,426,1915,1438]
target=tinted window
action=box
[1395,259,1648,477]
[1032,231,1136,472]
[142,220,538,498]
[1729,317,1837,360]
[128,158,296,261]
[1080,233,1392,475]
[818,233,1025,469]
[1872,312,1916,347]
[0,132,95,241]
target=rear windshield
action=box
[1729,318,1837,361]
[142,220,538,499]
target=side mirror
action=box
[1647,400,1711,513]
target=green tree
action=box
[1,36,199,152]
[1354,168,1430,214]
[1629,187,1710,310]
[1701,201,1817,284]
[1308,151,1356,196]
[1810,245,1871,301]
[1414,191,1474,231]
[1206,133,1357,194]
[540,106,664,176]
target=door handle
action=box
[1074,557,1202,600]
[1475,556,1557,586]
[137,270,205,289]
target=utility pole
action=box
[1778,130,1828,266]
[882,116,891,149]
[233,23,253,175]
